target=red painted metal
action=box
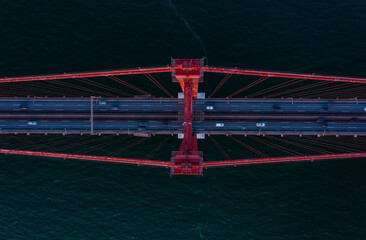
[171,59,204,98]
[1,149,364,173]
[0,148,169,167]
[1,63,365,85]
[202,67,366,83]
[183,79,193,152]
[203,152,366,168]
[0,66,171,83]
[170,59,204,175]
[170,150,203,175]
[2,59,366,175]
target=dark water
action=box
[1,1,366,239]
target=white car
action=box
[256,122,266,127]
[98,101,107,105]
[27,121,37,126]
[216,123,224,127]
[206,106,215,110]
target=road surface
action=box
[0,97,365,136]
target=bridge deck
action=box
[0,97,365,136]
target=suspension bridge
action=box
[1,59,366,175]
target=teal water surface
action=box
[1,1,366,239]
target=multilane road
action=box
[0,97,365,136]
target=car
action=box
[364,107,366,111]
[206,106,215,110]
[110,106,119,110]
[272,105,281,110]
[138,126,146,131]
[98,101,107,105]
[20,104,28,110]
[321,106,328,111]
[316,118,326,123]
[140,122,148,126]
[27,121,37,126]
[216,123,224,127]
[256,122,266,127]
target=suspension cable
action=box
[1,135,79,150]
[228,135,268,158]
[249,136,302,156]
[228,77,268,98]
[308,86,366,98]
[75,135,131,154]
[248,78,302,98]
[144,73,172,97]
[0,84,43,96]
[288,136,359,153]
[51,80,114,97]
[109,137,149,157]
[26,135,86,151]
[78,78,133,97]
[267,81,329,98]
[209,74,232,97]
[329,136,366,148]
[19,81,84,96]
[266,136,332,155]
[209,136,231,160]
[51,135,112,153]
[3,82,73,96]
[144,136,171,159]
[306,136,366,151]
[76,135,130,154]
[107,76,152,96]
[292,83,356,98]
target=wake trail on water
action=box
[168,0,208,63]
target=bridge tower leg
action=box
[170,59,204,175]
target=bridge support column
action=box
[183,79,193,152]
[170,59,204,175]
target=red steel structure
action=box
[2,62,366,84]
[1,149,366,170]
[170,59,204,174]
[1,59,366,175]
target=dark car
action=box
[272,104,281,110]
[140,122,148,126]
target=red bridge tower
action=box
[170,59,204,175]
